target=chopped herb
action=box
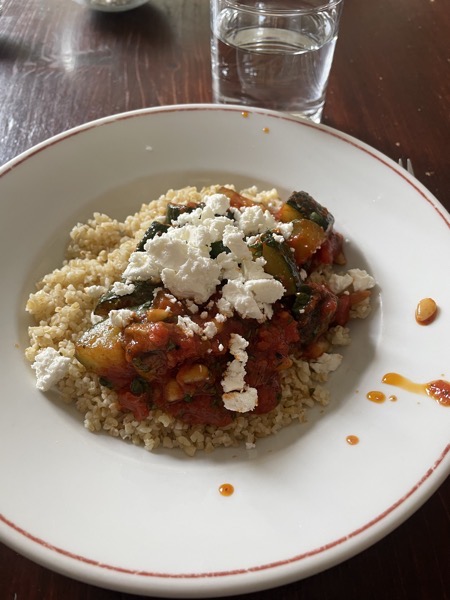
[99,376,114,389]
[130,377,149,395]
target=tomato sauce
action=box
[379,373,450,408]
[80,191,362,426]
[116,299,308,425]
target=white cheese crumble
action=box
[86,285,107,298]
[177,316,203,338]
[177,315,218,340]
[328,269,376,294]
[121,193,286,320]
[109,309,135,328]
[90,312,104,325]
[328,273,353,294]
[221,334,258,412]
[110,281,136,296]
[348,269,376,292]
[32,347,71,392]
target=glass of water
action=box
[210,0,344,123]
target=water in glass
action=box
[211,3,342,122]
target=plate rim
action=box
[0,103,449,598]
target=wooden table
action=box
[0,0,449,598]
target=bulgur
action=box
[25,185,372,456]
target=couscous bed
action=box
[25,185,374,456]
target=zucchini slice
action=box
[75,319,134,388]
[278,191,334,232]
[94,280,158,317]
[249,231,303,296]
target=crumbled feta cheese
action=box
[90,312,104,325]
[177,316,218,341]
[222,336,248,392]
[235,205,278,236]
[222,226,252,260]
[202,321,218,339]
[348,269,376,292]
[229,333,249,362]
[32,347,71,392]
[223,387,258,413]
[110,281,135,296]
[109,309,135,328]
[221,278,284,321]
[177,316,203,338]
[86,285,107,298]
[162,254,221,304]
[277,222,294,239]
[328,273,353,294]
[185,300,199,314]
[221,334,258,412]
[204,193,231,215]
[121,192,293,321]
[271,233,286,244]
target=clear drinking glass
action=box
[210,0,344,123]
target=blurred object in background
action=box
[72,0,148,12]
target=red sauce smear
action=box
[346,435,359,445]
[219,483,234,496]
[382,373,450,407]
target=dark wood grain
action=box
[0,0,449,598]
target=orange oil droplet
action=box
[382,372,427,395]
[219,483,234,496]
[241,111,249,118]
[367,390,386,403]
[389,395,398,402]
[346,435,359,445]
[415,297,438,325]
[262,127,270,133]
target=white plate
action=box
[0,105,449,598]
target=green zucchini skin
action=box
[290,283,338,347]
[135,221,169,252]
[249,231,303,296]
[94,280,158,317]
[281,191,334,232]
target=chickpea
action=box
[165,379,184,402]
[177,364,210,384]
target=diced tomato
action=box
[253,383,280,414]
[333,290,371,326]
[217,186,256,209]
[333,294,351,326]
[313,231,345,266]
